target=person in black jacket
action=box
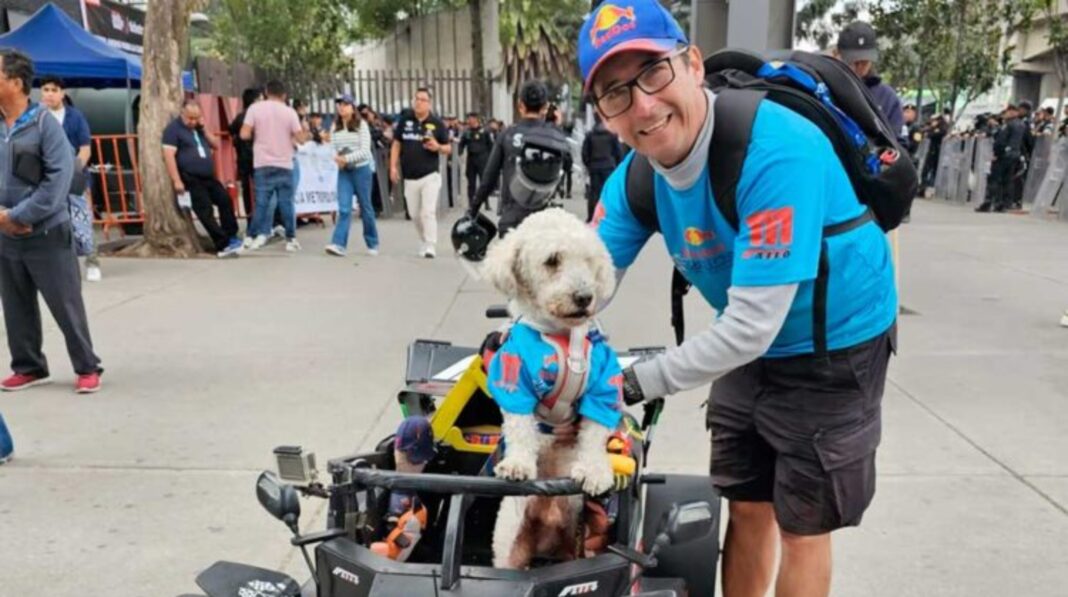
[468,80,569,237]
[581,114,623,221]
[1014,100,1035,208]
[920,114,948,193]
[229,87,261,220]
[459,112,493,210]
[977,104,1026,213]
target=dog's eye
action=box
[544,253,561,269]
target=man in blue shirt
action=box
[578,2,896,595]
[162,100,242,257]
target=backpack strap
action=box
[624,154,658,232]
[707,88,765,230]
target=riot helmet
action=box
[451,211,498,262]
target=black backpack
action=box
[626,48,917,352]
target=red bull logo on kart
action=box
[589,4,637,48]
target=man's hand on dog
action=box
[622,367,646,406]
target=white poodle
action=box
[480,208,624,568]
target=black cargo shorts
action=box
[706,326,895,535]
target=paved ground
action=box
[0,197,1066,596]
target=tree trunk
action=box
[947,0,967,121]
[916,57,926,120]
[124,0,204,258]
[470,0,487,115]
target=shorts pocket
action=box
[813,414,881,527]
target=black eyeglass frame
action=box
[590,46,691,119]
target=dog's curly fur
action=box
[481,209,619,569]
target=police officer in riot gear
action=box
[467,80,570,237]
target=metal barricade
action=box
[89,135,143,239]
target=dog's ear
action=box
[481,232,520,297]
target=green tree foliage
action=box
[208,0,359,98]
[795,0,865,49]
[871,0,1031,118]
[499,0,587,92]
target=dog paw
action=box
[495,455,537,481]
[571,459,615,496]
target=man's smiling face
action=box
[591,46,707,167]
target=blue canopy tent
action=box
[0,3,195,90]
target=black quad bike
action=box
[185,309,721,596]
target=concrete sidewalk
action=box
[0,199,1065,596]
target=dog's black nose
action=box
[573,292,593,309]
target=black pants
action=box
[0,223,101,376]
[371,169,384,215]
[466,162,489,210]
[921,149,940,190]
[238,170,254,220]
[587,168,612,221]
[446,159,455,208]
[183,173,239,251]
[985,156,1016,211]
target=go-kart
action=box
[185,308,722,596]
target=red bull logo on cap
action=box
[589,4,637,49]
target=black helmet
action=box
[452,212,498,262]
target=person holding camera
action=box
[325,94,378,257]
[162,100,242,257]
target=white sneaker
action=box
[325,244,346,257]
[367,247,379,257]
[86,265,102,282]
[286,239,302,252]
[272,225,286,239]
[247,235,268,250]
[242,236,254,249]
[1060,310,1068,328]
[423,244,436,259]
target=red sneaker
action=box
[1,372,50,392]
[74,372,101,394]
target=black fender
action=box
[194,561,302,597]
[641,474,722,597]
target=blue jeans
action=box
[0,412,12,459]
[331,164,378,249]
[250,167,296,239]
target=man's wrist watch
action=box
[622,367,646,406]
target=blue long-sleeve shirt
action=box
[0,102,74,235]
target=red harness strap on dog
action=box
[536,325,592,427]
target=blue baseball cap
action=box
[578,0,689,93]
[336,93,355,105]
[394,416,436,465]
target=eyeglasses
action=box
[592,47,689,119]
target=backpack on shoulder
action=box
[625,48,918,349]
